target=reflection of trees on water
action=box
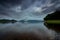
[44,21,60,33]
[44,22,60,40]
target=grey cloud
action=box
[0,0,60,20]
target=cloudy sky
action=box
[0,0,60,20]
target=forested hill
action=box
[44,11,60,20]
[0,19,17,23]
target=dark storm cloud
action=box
[0,0,23,8]
[0,0,22,4]
[21,0,35,10]
[0,0,23,20]
[0,0,60,20]
[0,0,36,10]
[0,0,36,20]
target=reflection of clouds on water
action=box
[0,0,60,20]
[0,0,60,40]
[0,22,56,40]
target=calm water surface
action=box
[0,22,59,40]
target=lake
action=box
[0,22,59,40]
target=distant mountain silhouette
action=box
[19,20,43,23]
[0,19,17,23]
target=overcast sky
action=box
[0,0,60,20]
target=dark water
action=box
[0,22,59,40]
[44,23,60,33]
[44,22,60,40]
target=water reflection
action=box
[0,22,58,40]
[44,22,60,40]
[44,22,60,33]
